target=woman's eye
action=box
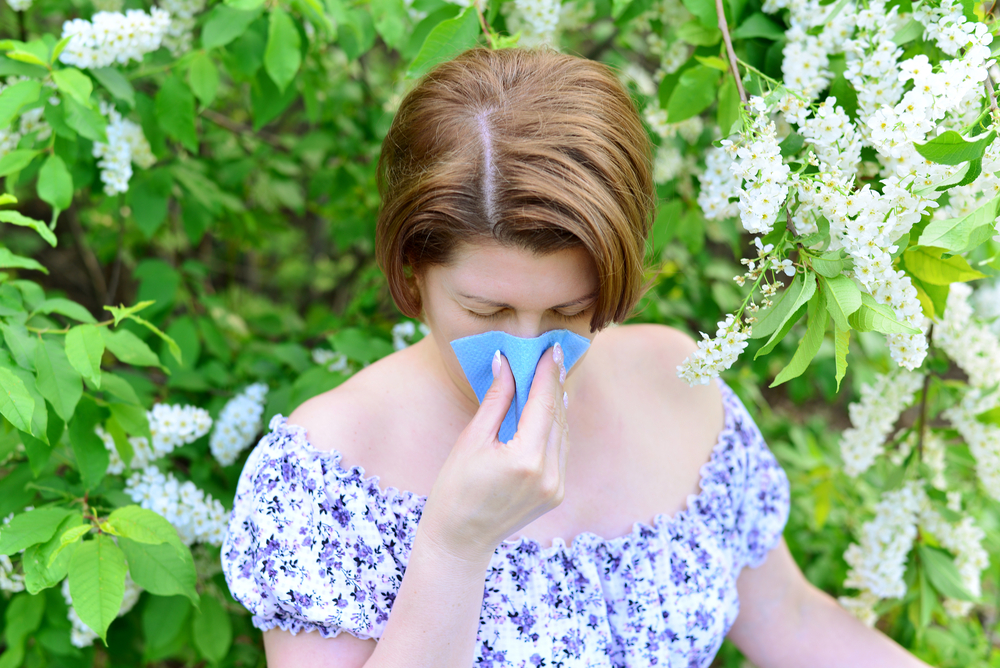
[468,310,586,321]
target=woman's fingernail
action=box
[492,350,501,379]
[563,391,569,410]
[559,364,566,385]
[553,342,564,367]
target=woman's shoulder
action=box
[596,323,725,430]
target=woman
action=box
[221,47,931,668]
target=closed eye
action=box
[467,309,587,322]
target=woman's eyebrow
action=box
[457,289,599,309]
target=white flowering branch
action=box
[716,0,747,103]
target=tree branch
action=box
[201,109,287,151]
[986,73,999,120]
[65,208,108,305]
[474,0,494,48]
[715,0,747,104]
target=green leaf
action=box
[47,523,92,568]
[834,325,849,391]
[406,7,481,80]
[731,12,785,39]
[716,76,740,138]
[52,68,94,108]
[37,154,73,213]
[202,5,265,50]
[914,130,996,165]
[912,276,949,319]
[22,512,85,594]
[0,148,40,176]
[0,363,35,433]
[108,401,152,444]
[63,95,108,143]
[68,397,109,490]
[371,0,407,50]
[143,595,192,660]
[752,270,816,338]
[34,337,83,423]
[892,18,924,45]
[104,299,156,326]
[919,545,976,601]
[612,0,636,18]
[106,505,185,553]
[91,67,135,108]
[68,534,127,644]
[918,569,934,628]
[820,274,862,331]
[2,321,36,370]
[903,246,986,285]
[976,406,1000,426]
[119,536,199,604]
[187,52,219,108]
[0,507,74,555]
[811,250,845,278]
[0,247,47,273]
[0,79,41,130]
[264,7,302,93]
[676,20,721,45]
[155,74,198,153]
[191,595,233,663]
[101,327,163,368]
[0,210,57,247]
[35,297,98,323]
[917,196,1000,254]
[0,593,45,668]
[770,290,827,387]
[5,50,48,68]
[695,55,728,71]
[128,313,183,365]
[65,325,105,389]
[681,0,718,28]
[667,65,721,123]
[848,292,922,334]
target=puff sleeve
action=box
[221,415,407,641]
[720,381,791,571]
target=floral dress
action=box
[221,378,790,667]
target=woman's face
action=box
[415,239,601,406]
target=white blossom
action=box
[676,314,751,385]
[935,282,1000,389]
[59,8,172,70]
[944,388,1000,502]
[92,102,157,195]
[124,467,228,546]
[99,402,213,474]
[839,368,924,476]
[160,0,207,56]
[210,382,269,466]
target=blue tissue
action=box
[450,329,591,443]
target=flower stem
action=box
[715,0,747,104]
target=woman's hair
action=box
[375,46,656,333]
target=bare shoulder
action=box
[286,348,413,454]
[599,323,724,429]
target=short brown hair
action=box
[375,46,656,333]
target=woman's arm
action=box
[726,538,932,668]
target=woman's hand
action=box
[417,344,569,567]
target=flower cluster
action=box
[676,314,751,385]
[698,145,741,219]
[8,0,33,11]
[210,382,269,466]
[763,0,856,98]
[59,8,172,69]
[944,388,1000,502]
[160,0,207,56]
[63,574,141,647]
[841,482,988,624]
[725,103,791,235]
[934,282,1000,390]
[502,0,561,47]
[92,102,157,195]
[392,320,429,350]
[839,368,924,476]
[100,401,213,473]
[124,467,228,546]
[312,347,350,373]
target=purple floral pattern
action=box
[222,378,790,667]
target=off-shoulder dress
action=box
[221,377,790,668]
